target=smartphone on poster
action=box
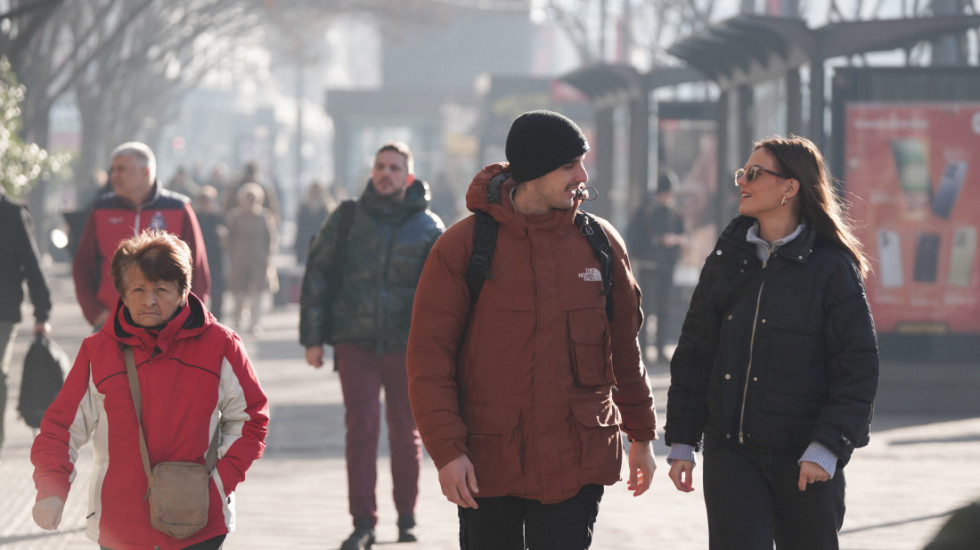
[913,232,940,283]
[890,138,932,217]
[948,227,977,287]
[931,160,968,219]
[876,229,904,288]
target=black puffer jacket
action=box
[299,179,444,353]
[665,216,878,466]
[0,193,51,324]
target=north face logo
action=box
[578,267,602,282]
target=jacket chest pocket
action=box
[567,308,616,387]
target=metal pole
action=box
[295,59,304,192]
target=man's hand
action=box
[626,440,656,497]
[438,455,479,509]
[305,346,325,368]
[93,310,110,328]
[798,461,829,491]
[32,496,65,530]
[34,322,51,337]
[668,460,696,493]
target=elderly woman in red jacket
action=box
[31,229,269,550]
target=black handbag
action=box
[18,335,69,428]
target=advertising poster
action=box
[845,103,980,333]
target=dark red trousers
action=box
[335,343,421,525]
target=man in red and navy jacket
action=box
[73,142,210,327]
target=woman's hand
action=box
[32,496,65,530]
[798,461,830,491]
[668,459,696,493]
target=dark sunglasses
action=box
[734,165,791,186]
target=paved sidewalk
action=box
[1,264,979,549]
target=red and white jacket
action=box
[31,294,268,550]
[72,185,211,325]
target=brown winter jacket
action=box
[406,162,657,505]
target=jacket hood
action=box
[464,162,584,231]
[720,215,818,264]
[104,292,214,352]
[360,178,431,224]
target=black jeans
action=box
[458,484,603,550]
[703,430,845,550]
[101,534,225,550]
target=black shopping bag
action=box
[18,335,69,428]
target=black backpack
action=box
[18,335,69,428]
[464,172,614,320]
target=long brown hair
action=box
[755,135,870,277]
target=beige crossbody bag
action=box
[124,347,219,539]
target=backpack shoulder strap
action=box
[574,212,613,298]
[465,210,615,321]
[325,200,357,296]
[335,200,357,245]
[466,211,498,306]
[333,200,357,266]
[575,212,614,320]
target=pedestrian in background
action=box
[665,135,879,550]
[294,180,335,265]
[407,110,657,550]
[0,187,52,457]
[166,165,200,200]
[196,185,228,320]
[226,183,278,334]
[627,168,686,364]
[223,161,281,224]
[299,141,444,550]
[32,229,268,550]
[72,141,210,329]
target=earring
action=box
[781,196,787,206]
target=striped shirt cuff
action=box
[799,441,838,478]
[666,443,697,465]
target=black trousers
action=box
[638,266,674,361]
[458,484,603,550]
[702,431,845,550]
[101,534,225,550]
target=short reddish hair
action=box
[111,230,193,296]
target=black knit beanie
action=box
[505,110,590,183]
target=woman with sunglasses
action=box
[664,135,879,550]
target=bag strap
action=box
[574,211,614,320]
[320,200,357,310]
[465,211,498,306]
[724,256,788,312]
[124,347,220,475]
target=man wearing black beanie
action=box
[407,110,658,549]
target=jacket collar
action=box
[464,162,581,235]
[108,181,164,210]
[720,215,817,263]
[106,292,212,352]
[359,178,431,223]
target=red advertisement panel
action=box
[845,103,980,333]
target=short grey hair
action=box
[112,142,157,184]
